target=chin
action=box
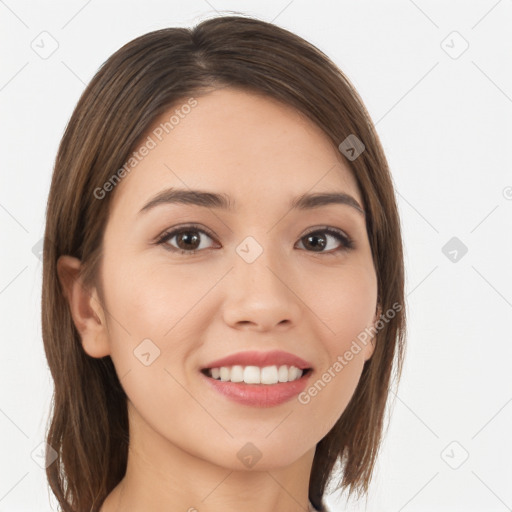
[205,441,311,472]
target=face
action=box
[76,87,379,471]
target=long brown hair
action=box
[42,14,406,511]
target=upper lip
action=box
[202,350,313,370]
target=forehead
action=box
[110,87,362,215]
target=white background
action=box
[1,1,511,511]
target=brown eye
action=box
[156,225,217,255]
[297,228,354,254]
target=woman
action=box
[42,15,406,512]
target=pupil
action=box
[306,234,325,251]
[179,231,199,250]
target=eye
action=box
[155,224,218,255]
[155,224,354,255]
[296,227,354,254]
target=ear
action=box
[364,303,382,362]
[57,255,111,358]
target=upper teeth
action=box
[208,365,304,384]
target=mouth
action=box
[199,365,314,407]
[199,350,314,406]
[200,365,313,385]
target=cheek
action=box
[296,263,376,427]
[100,264,195,423]
[102,258,215,385]
[105,257,193,336]
[298,352,366,438]
[307,261,378,348]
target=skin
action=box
[58,87,380,512]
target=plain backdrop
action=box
[1,1,511,511]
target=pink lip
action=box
[200,370,312,407]
[202,350,313,370]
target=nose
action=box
[222,245,302,332]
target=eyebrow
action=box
[138,188,365,216]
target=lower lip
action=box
[200,371,312,407]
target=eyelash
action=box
[155,223,355,256]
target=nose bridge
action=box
[234,233,287,293]
[222,232,301,328]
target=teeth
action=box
[244,366,260,384]
[231,365,244,383]
[207,365,304,384]
[261,365,278,384]
[278,365,289,382]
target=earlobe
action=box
[56,255,111,358]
